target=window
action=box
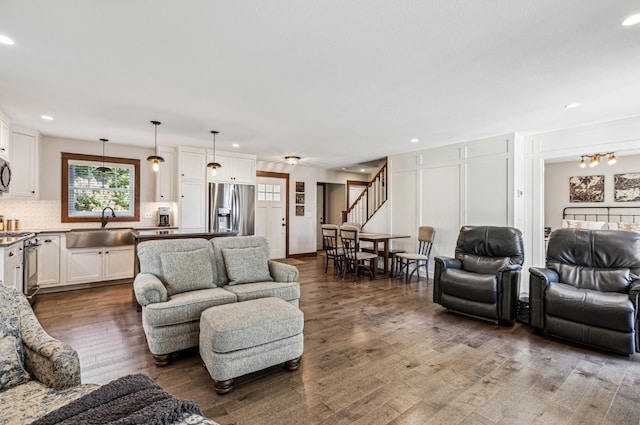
[258,183,281,201]
[61,153,140,223]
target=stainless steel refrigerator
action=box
[209,183,255,236]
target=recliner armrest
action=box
[528,267,559,329]
[269,260,299,282]
[133,273,168,306]
[434,256,462,270]
[629,279,640,308]
[529,267,559,283]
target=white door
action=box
[255,177,287,259]
[317,184,325,251]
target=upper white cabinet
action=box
[178,146,206,181]
[177,147,206,231]
[0,115,9,160]
[155,147,176,202]
[9,127,39,199]
[207,150,256,184]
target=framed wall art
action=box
[614,172,640,202]
[569,175,604,203]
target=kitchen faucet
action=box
[101,206,116,228]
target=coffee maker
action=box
[157,207,171,227]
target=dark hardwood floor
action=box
[34,255,640,425]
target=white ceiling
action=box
[1,1,640,171]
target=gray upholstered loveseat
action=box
[133,236,300,366]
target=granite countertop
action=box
[21,226,179,234]
[0,232,36,247]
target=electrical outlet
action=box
[143,212,153,219]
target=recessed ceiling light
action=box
[341,167,347,170]
[411,138,419,143]
[41,115,54,120]
[360,169,366,172]
[232,143,239,148]
[622,13,640,26]
[0,35,15,45]
[565,103,580,109]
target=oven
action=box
[23,236,40,304]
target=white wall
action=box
[544,154,640,230]
[389,134,517,273]
[257,160,363,255]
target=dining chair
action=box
[340,225,377,282]
[321,224,344,275]
[395,226,435,283]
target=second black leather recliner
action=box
[433,225,524,324]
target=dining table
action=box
[358,232,410,275]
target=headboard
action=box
[562,206,640,224]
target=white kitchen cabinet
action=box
[0,115,10,160]
[179,180,206,231]
[9,128,39,199]
[155,147,175,202]
[1,242,24,291]
[207,151,256,184]
[178,147,206,181]
[66,246,134,284]
[103,246,134,280]
[37,234,61,286]
[177,147,206,231]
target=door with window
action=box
[255,176,287,259]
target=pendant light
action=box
[207,130,222,176]
[147,120,165,172]
[96,138,111,174]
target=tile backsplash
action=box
[0,199,177,230]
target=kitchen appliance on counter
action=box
[209,183,255,236]
[157,207,171,227]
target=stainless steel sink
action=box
[66,228,134,248]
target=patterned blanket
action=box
[31,374,204,425]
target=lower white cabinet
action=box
[37,234,61,286]
[0,242,24,291]
[66,246,134,284]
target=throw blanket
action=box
[31,374,204,425]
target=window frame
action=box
[61,152,140,223]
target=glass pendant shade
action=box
[207,130,222,176]
[147,120,165,172]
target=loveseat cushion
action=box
[0,380,99,425]
[160,248,216,295]
[222,247,273,285]
[143,288,237,327]
[440,269,497,303]
[222,281,300,303]
[210,236,272,285]
[137,239,217,289]
[550,264,631,293]
[546,282,635,332]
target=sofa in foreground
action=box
[0,285,216,425]
[134,235,300,366]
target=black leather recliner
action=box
[529,228,640,355]
[433,226,524,323]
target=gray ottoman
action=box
[199,297,304,394]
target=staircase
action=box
[342,162,387,227]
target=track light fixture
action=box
[147,121,165,172]
[579,152,615,168]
